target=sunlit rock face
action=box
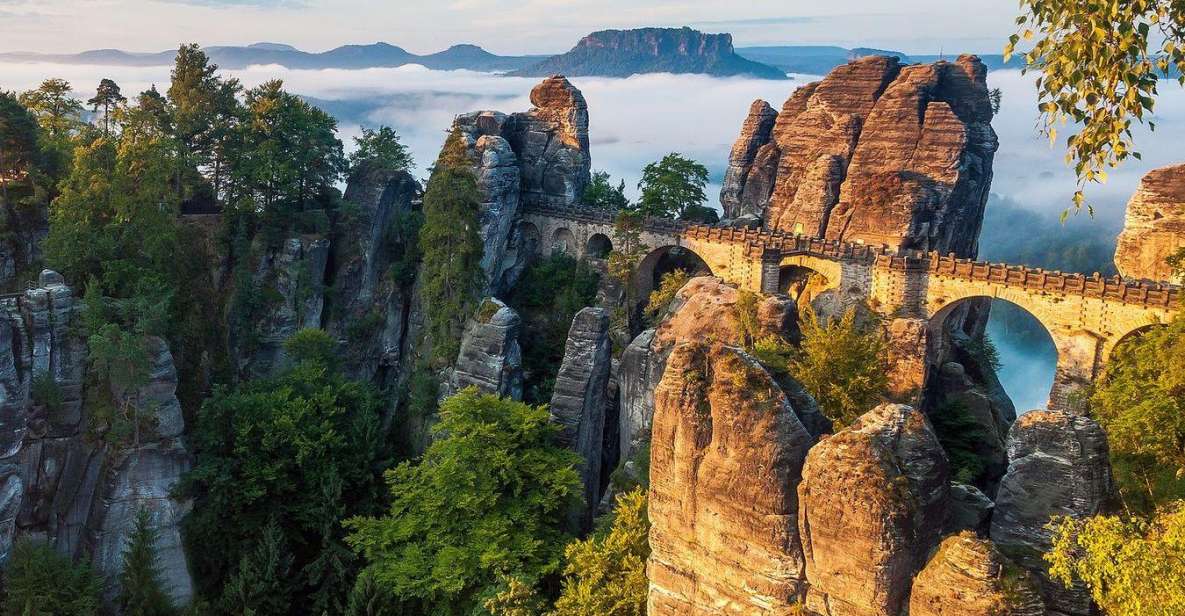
[1114,162,1185,282]
[910,532,1045,616]
[797,403,949,616]
[990,410,1113,615]
[721,55,998,257]
[647,342,813,615]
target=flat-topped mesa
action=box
[1115,162,1185,283]
[721,54,998,258]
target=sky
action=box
[0,0,1020,55]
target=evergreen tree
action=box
[88,78,127,135]
[220,521,295,616]
[417,129,484,365]
[118,508,176,616]
[349,126,413,175]
[549,488,650,616]
[790,305,888,428]
[3,539,102,616]
[167,44,242,200]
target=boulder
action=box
[798,403,950,616]
[1114,162,1185,282]
[648,343,813,615]
[449,298,524,400]
[945,483,994,535]
[990,410,1113,615]
[910,532,1045,616]
[548,307,611,530]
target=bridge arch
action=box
[634,245,713,306]
[516,221,542,258]
[550,227,576,255]
[586,233,613,259]
[778,255,843,303]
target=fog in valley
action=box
[3,58,1180,412]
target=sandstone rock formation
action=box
[512,27,787,79]
[798,403,950,616]
[548,307,611,530]
[448,76,590,291]
[721,55,998,257]
[236,236,330,378]
[945,483,994,535]
[1114,162,1185,282]
[648,343,813,615]
[449,298,524,400]
[990,410,1113,615]
[328,164,421,385]
[909,532,1044,616]
[616,277,800,461]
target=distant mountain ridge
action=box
[511,27,788,79]
[0,42,543,72]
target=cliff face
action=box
[512,27,787,79]
[721,55,998,257]
[1114,162,1185,282]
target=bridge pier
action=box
[1047,332,1104,413]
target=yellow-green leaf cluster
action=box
[789,305,887,428]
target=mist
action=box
[3,58,1180,413]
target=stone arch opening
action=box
[517,222,542,258]
[927,297,1058,416]
[550,227,576,255]
[586,233,613,259]
[634,245,713,307]
[779,265,830,303]
[1107,323,1167,364]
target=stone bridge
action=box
[519,204,1181,410]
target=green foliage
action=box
[1168,246,1185,280]
[345,389,583,615]
[749,335,795,376]
[549,489,649,616]
[118,509,176,616]
[582,171,629,209]
[1008,0,1185,213]
[219,521,295,616]
[349,126,413,174]
[30,371,63,414]
[283,327,336,365]
[790,305,888,428]
[1091,316,1185,513]
[507,254,600,404]
[19,78,84,139]
[962,334,1003,373]
[406,362,441,421]
[3,539,102,616]
[1047,502,1185,616]
[606,211,649,333]
[181,334,385,613]
[346,571,407,616]
[732,289,764,349]
[168,44,242,200]
[928,400,989,485]
[643,269,689,326]
[0,90,42,186]
[418,129,484,365]
[636,153,710,220]
[88,78,127,135]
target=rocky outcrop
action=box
[548,307,611,530]
[798,403,950,616]
[328,164,421,385]
[512,27,787,79]
[616,277,799,461]
[648,343,813,615]
[910,533,1045,616]
[236,236,330,378]
[946,483,994,535]
[448,298,524,400]
[1114,162,1185,282]
[721,55,998,257]
[990,410,1113,615]
[93,337,193,605]
[448,76,591,291]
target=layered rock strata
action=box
[647,342,813,615]
[990,410,1113,615]
[798,403,950,616]
[448,298,524,400]
[548,307,611,530]
[909,532,1045,616]
[1114,162,1185,282]
[721,55,998,257]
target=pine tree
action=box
[88,78,126,135]
[118,508,175,616]
[220,521,295,616]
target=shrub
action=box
[3,539,102,616]
[643,269,689,326]
[789,304,888,428]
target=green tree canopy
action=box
[345,388,582,615]
[1091,316,1185,512]
[349,126,413,174]
[636,153,714,222]
[789,305,888,428]
[549,488,649,616]
[582,171,629,209]
[1009,1,1185,212]
[19,78,84,140]
[1047,502,1185,616]
[88,78,127,135]
[3,539,102,616]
